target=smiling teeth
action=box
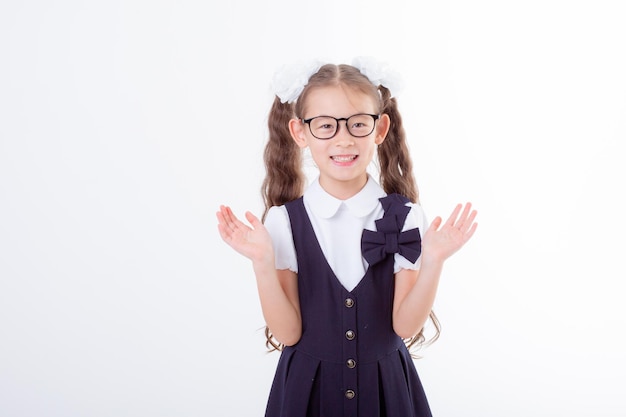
[332,156,356,162]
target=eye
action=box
[311,117,336,131]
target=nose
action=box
[334,121,354,145]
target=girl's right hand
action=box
[216,205,274,265]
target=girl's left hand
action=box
[421,202,477,263]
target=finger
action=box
[455,203,476,233]
[459,209,478,234]
[444,204,462,227]
[428,216,442,232]
[457,202,472,224]
[216,208,230,231]
[463,221,478,242]
[217,206,236,233]
[221,205,236,224]
[223,206,249,232]
[220,206,252,241]
[245,211,262,228]
[217,219,235,243]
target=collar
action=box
[304,175,386,219]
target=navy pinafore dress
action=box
[265,194,432,417]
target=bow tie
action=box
[361,214,422,266]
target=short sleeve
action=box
[264,205,298,273]
[394,202,429,272]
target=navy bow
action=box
[361,214,422,266]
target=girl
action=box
[217,58,477,417]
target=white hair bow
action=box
[270,60,324,104]
[351,56,404,98]
[270,57,403,104]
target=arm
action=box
[216,206,302,346]
[392,203,477,339]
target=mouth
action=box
[331,155,358,163]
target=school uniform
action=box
[263,175,432,417]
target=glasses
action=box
[302,113,380,140]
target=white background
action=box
[1,1,625,416]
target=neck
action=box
[318,175,368,200]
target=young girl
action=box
[217,58,477,417]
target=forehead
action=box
[302,85,378,117]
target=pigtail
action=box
[377,86,440,355]
[261,97,306,221]
[260,97,306,352]
[405,312,441,358]
[376,86,419,204]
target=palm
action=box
[422,203,477,262]
[216,205,273,263]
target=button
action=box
[346,359,356,368]
[345,389,355,399]
[345,298,354,308]
[345,330,355,340]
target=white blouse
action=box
[264,175,429,292]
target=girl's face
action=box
[289,85,390,200]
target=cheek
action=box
[307,142,328,161]
[362,141,378,161]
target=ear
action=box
[289,118,308,148]
[375,113,391,145]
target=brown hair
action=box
[261,63,440,354]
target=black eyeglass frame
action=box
[301,113,380,140]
